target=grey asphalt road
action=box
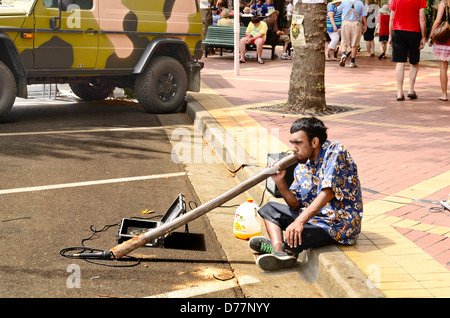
[0,95,243,299]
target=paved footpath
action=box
[190,45,450,298]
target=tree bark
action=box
[201,8,213,41]
[282,3,327,113]
[200,1,213,58]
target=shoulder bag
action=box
[430,4,450,43]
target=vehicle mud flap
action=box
[188,61,204,93]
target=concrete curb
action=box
[185,95,385,298]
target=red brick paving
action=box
[199,48,450,274]
[398,227,450,270]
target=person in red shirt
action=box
[389,0,427,101]
[376,5,390,59]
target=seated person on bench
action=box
[239,16,268,64]
[263,8,291,60]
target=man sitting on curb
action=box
[249,117,363,271]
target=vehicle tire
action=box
[0,60,17,118]
[135,56,188,114]
[69,81,115,101]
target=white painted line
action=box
[145,275,259,298]
[0,126,163,137]
[0,172,187,195]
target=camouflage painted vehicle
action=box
[0,0,203,118]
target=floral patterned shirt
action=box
[289,141,363,245]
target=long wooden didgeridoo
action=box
[110,153,298,259]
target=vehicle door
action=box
[33,0,99,69]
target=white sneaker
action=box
[281,53,292,60]
[349,62,358,68]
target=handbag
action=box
[431,4,450,43]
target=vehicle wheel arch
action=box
[0,34,28,98]
[134,38,194,75]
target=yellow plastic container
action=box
[233,199,261,240]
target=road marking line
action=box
[145,275,259,298]
[0,126,163,137]
[0,172,187,195]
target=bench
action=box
[202,25,288,60]
[202,25,244,57]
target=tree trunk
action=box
[201,8,213,41]
[282,3,327,113]
[200,1,213,58]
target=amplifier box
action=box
[117,194,186,247]
[265,153,297,198]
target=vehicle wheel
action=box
[135,56,188,114]
[0,61,17,118]
[69,81,115,101]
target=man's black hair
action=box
[290,117,328,144]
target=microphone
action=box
[72,250,113,259]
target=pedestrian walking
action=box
[338,0,368,68]
[429,0,450,101]
[286,0,294,28]
[364,0,380,57]
[376,5,390,59]
[389,0,427,101]
[326,0,342,61]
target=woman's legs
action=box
[439,60,448,100]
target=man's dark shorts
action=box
[391,30,422,65]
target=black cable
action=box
[217,151,291,209]
[60,246,140,267]
[361,187,446,213]
[60,221,140,267]
[188,200,198,210]
[258,188,267,207]
[219,188,267,209]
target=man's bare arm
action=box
[285,188,335,248]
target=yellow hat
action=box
[266,8,279,16]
